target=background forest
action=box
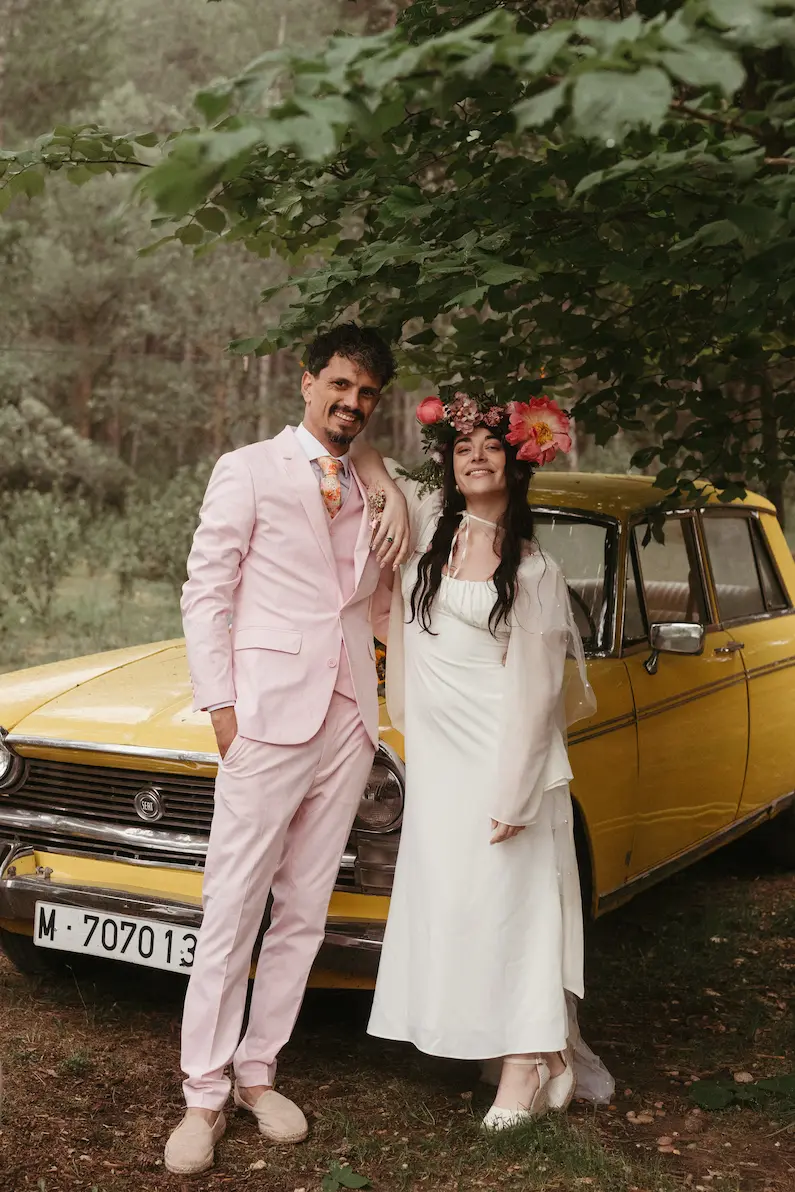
[1,0,792,672]
[0,0,424,669]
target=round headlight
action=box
[0,731,24,792]
[0,738,12,782]
[355,754,404,832]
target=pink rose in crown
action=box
[416,396,445,425]
[447,393,479,434]
[506,396,571,466]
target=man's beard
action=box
[327,405,363,446]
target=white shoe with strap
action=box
[481,1058,551,1131]
[547,1050,576,1111]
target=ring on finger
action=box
[386,535,394,543]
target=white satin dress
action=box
[367,482,614,1101]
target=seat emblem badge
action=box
[134,787,164,822]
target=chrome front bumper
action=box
[0,841,384,977]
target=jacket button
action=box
[328,657,338,668]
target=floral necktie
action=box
[317,455,342,520]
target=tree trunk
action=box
[346,0,405,33]
[72,321,94,439]
[257,354,275,442]
[212,374,227,456]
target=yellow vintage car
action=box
[1,473,794,986]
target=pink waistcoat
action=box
[328,480,364,700]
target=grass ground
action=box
[0,838,792,1192]
[0,573,182,675]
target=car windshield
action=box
[533,514,612,653]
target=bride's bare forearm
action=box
[349,438,393,488]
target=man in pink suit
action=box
[165,324,407,1175]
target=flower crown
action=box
[405,388,572,490]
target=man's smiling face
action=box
[301,354,382,455]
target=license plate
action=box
[34,902,198,974]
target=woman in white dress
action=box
[356,389,613,1128]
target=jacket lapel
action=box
[350,462,374,593]
[276,428,339,584]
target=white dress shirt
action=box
[206,424,351,714]
[293,422,351,498]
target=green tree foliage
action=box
[0,0,346,492]
[0,489,86,620]
[0,396,127,500]
[119,463,214,592]
[6,0,794,517]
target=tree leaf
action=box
[480,263,527,285]
[336,1169,371,1190]
[137,235,175,257]
[514,82,567,130]
[228,336,265,355]
[571,67,673,144]
[195,88,232,125]
[689,1081,735,1110]
[175,223,204,245]
[195,206,226,233]
[19,170,45,198]
[659,44,745,96]
[756,1075,795,1096]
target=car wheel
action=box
[0,927,65,976]
[758,803,795,867]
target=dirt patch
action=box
[0,837,792,1192]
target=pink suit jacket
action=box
[181,426,381,747]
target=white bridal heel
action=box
[546,1051,576,1111]
[481,1058,550,1131]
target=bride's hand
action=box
[490,819,525,845]
[371,479,410,570]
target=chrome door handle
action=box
[714,641,744,655]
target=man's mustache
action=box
[329,404,364,423]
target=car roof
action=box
[529,472,775,518]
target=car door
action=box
[622,512,748,878]
[534,512,638,904]
[700,509,795,818]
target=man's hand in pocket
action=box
[211,706,238,758]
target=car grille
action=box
[3,757,359,884]
[13,757,216,833]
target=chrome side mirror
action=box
[644,622,705,675]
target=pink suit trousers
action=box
[181,690,374,1107]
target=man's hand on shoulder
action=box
[211,706,239,759]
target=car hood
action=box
[2,640,217,756]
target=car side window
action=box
[703,514,783,622]
[632,516,707,629]
[533,515,611,653]
[623,536,647,644]
[751,520,789,612]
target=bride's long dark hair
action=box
[409,434,536,635]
